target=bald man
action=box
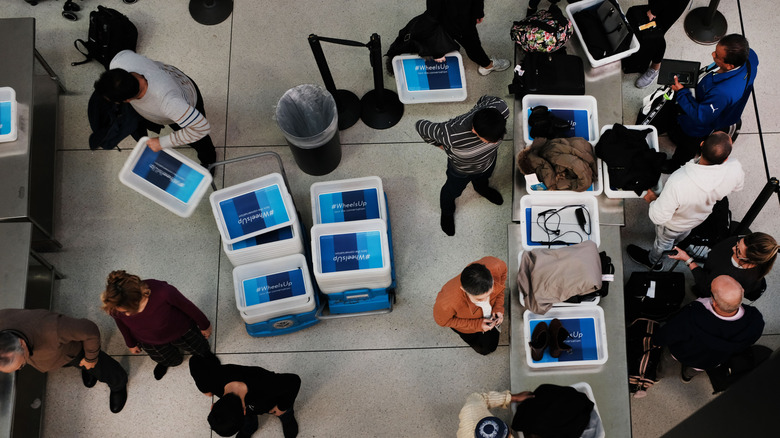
[654,275,764,382]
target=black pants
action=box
[137,325,212,367]
[650,101,703,166]
[449,27,491,67]
[67,350,127,392]
[452,328,500,355]
[440,161,496,215]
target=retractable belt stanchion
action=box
[684,0,728,45]
[307,33,404,131]
[360,33,404,130]
[308,35,362,130]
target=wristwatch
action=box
[685,257,694,266]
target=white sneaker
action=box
[479,58,510,76]
[635,67,660,89]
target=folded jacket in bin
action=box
[318,188,381,223]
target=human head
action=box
[710,275,744,315]
[94,68,140,103]
[472,108,507,143]
[189,354,223,395]
[475,416,509,438]
[101,270,150,315]
[700,131,732,164]
[742,232,779,278]
[461,263,494,296]
[208,393,244,437]
[0,331,26,373]
[714,34,750,70]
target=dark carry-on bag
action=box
[626,318,663,397]
[625,260,684,321]
[508,51,585,98]
[73,6,138,69]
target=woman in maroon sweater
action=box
[101,270,213,380]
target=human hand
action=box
[495,312,504,326]
[268,406,286,416]
[201,325,213,339]
[434,56,446,63]
[646,10,656,21]
[80,358,97,369]
[643,189,658,203]
[147,137,162,152]
[128,346,142,354]
[476,17,484,24]
[671,76,684,92]
[481,318,495,332]
[511,391,535,403]
[667,246,689,261]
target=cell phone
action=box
[675,72,692,84]
[661,249,678,257]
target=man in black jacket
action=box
[190,355,301,438]
[654,275,764,382]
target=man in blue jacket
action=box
[656,34,758,172]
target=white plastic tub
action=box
[521,94,600,145]
[311,219,392,293]
[223,218,304,267]
[0,87,18,143]
[118,137,213,217]
[518,194,600,251]
[392,52,467,104]
[232,254,317,324]
[600,124,664,199]
[523,306,608,368]
[310,176,387,224]
[210,173,295,245]
[567,0,640,68]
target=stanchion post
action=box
[733,177,779,236]
[684,0,727,45]
[359,33,404,130]
[307,34,361,130]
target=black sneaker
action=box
[441,213,455,236]
[681,365,700,383]
[81,368,97,388]
[476,187,504,205]
[627,244,661,270]
[153,363,169,380]
[280,408,299,438]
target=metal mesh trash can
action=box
[276,84,341,176]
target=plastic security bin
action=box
[118,137,213,217]
[232,254,317,325]
[391,52,468,104]
[276,84,341,176]
[310,176,387,224]
[518,194,600,251]
[223,218,304,267]
[521,94,600,145]
[567,0,640,68]
[0,87,18,143]
[523,306,608,368]
[600,125,664,199]
[209,172,296,245]
[517,249,601,307]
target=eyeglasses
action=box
[733,240,751,263]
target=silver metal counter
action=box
[511,37,626,226]
[508,223,631,436]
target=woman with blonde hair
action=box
[101,270,213,380]
[670,232,779,301]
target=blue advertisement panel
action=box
[402,56,463,92]
[242,268,306,306]
[219,184,290,240]
[132,147,204,203]
[319,231,384,273]
[0,101,11,135]
[528,317,599,363]
[230,225,294,250]
[318,188,380,223]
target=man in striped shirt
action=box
[416,95,509,236]
[95,50,217,170]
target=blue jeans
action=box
[649,224,691,268]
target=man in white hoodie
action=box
[627,131,744,269]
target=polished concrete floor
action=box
[1,0,778,437]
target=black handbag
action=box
[624,261,684,321]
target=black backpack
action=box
[72,6,138,69]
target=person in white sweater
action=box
[628,131,744,269]
[94,50,216,169]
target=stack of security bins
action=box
[210,173,317,336]
[310,177,393,313]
